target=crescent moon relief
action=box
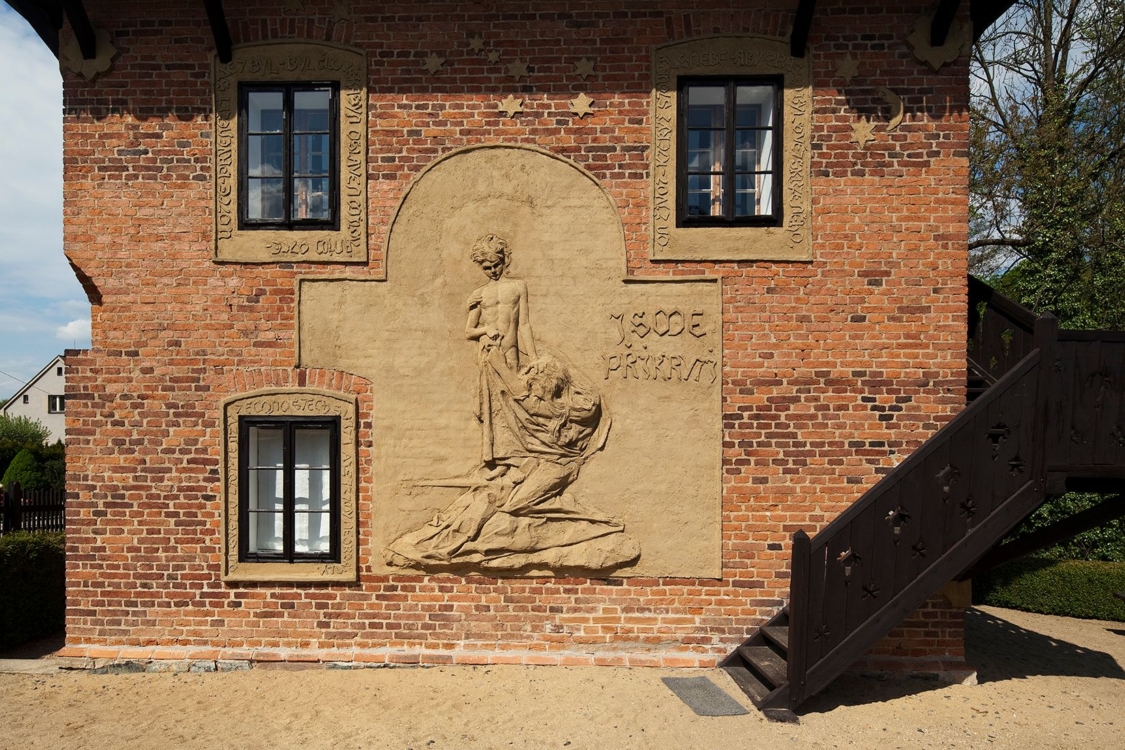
[878,86,904,132]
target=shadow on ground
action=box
[797,607,1125,714]
[966,608,1125,682]
[0,632,64,660]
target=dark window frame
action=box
[237,82,340,231]
[237,416,341,564]
[676,75,783,228]
[47,395,65,413]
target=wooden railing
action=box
[785,313,1058,708]
[1045,331,1125,475]
[0,482,66,535]
[967,275,1037,385]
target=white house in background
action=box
[2,355,66,443]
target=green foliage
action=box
[971,0,1125,329]
[0,414,51,480]
[1,449,44,491]
[0,532,66,650]
[1004,492,1125,562]
[0,414,50,445]
[974,556,1125,621]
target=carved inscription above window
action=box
[214,42,367,263]
[651,36,812,261]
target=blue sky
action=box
[0,7,91,401]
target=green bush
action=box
[0,532,66,650]
[0,414,51,480]
[1,448,45,491]
[973,556,1125,622]
[1003,493,1125,562]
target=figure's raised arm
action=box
[465,289,485,340]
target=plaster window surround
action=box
[651,36,812,261]
[222,389,358,583]
[213,42,367,263]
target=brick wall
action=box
[61,0,969,668]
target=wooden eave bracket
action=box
[930,0,962,47]
[203,0,233,64]
[789,0,816,58]
[61,0,96,59]
[5,0,64,56]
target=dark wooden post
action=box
[787,529,811,709]
[1031,314,1058,483]
[10,481,23,533]
[1,485,8,534]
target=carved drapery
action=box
[651,36,812,261]
[213,42,367,263]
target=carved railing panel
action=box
[1049,333,1125,469]
[967,275,1036,383]
[787,343,1044,707]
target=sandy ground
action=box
[1,606,1122,749]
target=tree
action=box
[1,448,45,491]
[0,414,51,480]
[971,0,1125,329]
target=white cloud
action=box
[55,318,91,342]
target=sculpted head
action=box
[470,233,510,281]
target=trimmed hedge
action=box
[0,532,65,650]
[973,556,1125,622]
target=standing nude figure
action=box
[465,233,537,372]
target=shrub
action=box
[0,414,51,479]
[0,532,66,650]
[1,448,45,491]
[973,556,1125,622]
[1004,492,1125,562]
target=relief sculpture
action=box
[385,234,640,571]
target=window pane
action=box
[248,178,285,220]
[249,511,284,553]
[293,134,330,176]
[295,468,331,512]
[248,134,284,177]
[249,468,283,511]
[736,85,775,127]
[294,512,331,553]
[735,173,775,217]
[687,173,724,217]
[293,178,331,220]
[248,91,284,132]
[687,130,725,172]
[293,89,331,132]
[249,427,284,467]
[736,129,773,172]
[686,85,725,128]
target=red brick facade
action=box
[60,0,970,669]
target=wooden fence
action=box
[0,482,65,535]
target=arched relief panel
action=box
[651,35,812,261]
[213,42,367,263]
[298,145,723,577]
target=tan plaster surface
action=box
[299,145,722,577]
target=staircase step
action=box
[722,663,772,705]
[761,624,789,650]
[738,645,787,687]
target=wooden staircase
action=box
[723,276,1125,719]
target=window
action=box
[239,84,338,230]
[238,417,339,563]
[650,36,811,261]
[56,366,63,376]
[48,395,65,413]
[213,42,367,262]
[22,394,28,404]
[679,77,781,226]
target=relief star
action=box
[498,94,524,118]
[423,53,446,75]
[574,57,596,80]
[835,54,859,84]
[469,35,485,53]
[487,50,502,64]
[569,92,595,118]
[507,58,529,81]
[851,117,876,149]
